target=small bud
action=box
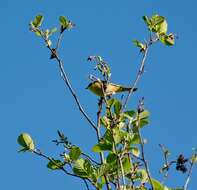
[137,97,145,113]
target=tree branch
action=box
[32,149,90,190]
[184,161,195,190]
[54,52,97,131]
[122,36,159,111]
[122,45,149,111]
[96,97,111,190]
[136,114,154,190]
[38,31,97,131]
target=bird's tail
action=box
[120,86,137,92]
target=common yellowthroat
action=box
[86,80,137,97]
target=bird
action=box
[86,80,137,97]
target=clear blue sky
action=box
[1,0,196,189]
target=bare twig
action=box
[122,36,159,111]
[118,154,126,190]
[54,53,97,131]
[122,45,149,111]
[184,160,195,190]
[37,31,97,131]
[159,144,171,182]
[136,113,154,190]
[96,97,111,190]
[96,97,105,163]
[56,32,63,50]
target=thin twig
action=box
[96,97,111,190]
[100,82,125,189]
[136,114,154,190]
[83,179,90,190]
[122,45,149,111]
[32,149,90,190]
[56,32,63,50]
[184,161,195,190]
[122,36,159,111]
[159,144,171,183]
[118,155,126,190]
[81,152,100,165]
[99,83,123,189]
[54,53,97,131]
[96,97,105,163]
[37,31,97,131]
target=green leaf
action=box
[132,110,150,129]
[139,118,149,128]
[50,27,57,35]
[32,15,43,28]
[59,16,69,28]
[122,110,135,123]
[150,15,165,33]
[142,16,151,26]
[107,98,115,109]
[96,163,111,178]
[157,20,168,35]
[124,110,135,118]
[69,146,82,161]
[129,133,140,144]
[141,173,149,184]
[100,116,110,128]
[84,160,95,178]
[103,130,114,142]
[191,154,197,164]
[139,110,150,119]
[135,169,148,183]
[113,128,122,144]
[130,147,140,157]
[17,133,35,152]
[92,142,113,152]
[73,158,88,177]
[159,33,175,46]
[34,29,43,36]
[47,159,64,170]
[59,15,74,31]
[114,100,122,115]
[151,15,165,24]
[44,29,50,37]
[106,153,117,163]
[122,157,132,174]
[63,153,71,162]
[133,40,146,51]
[143,15,168,35]
[73,158,95,179]
[151,178,169,190]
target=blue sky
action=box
[1,0,197,189]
